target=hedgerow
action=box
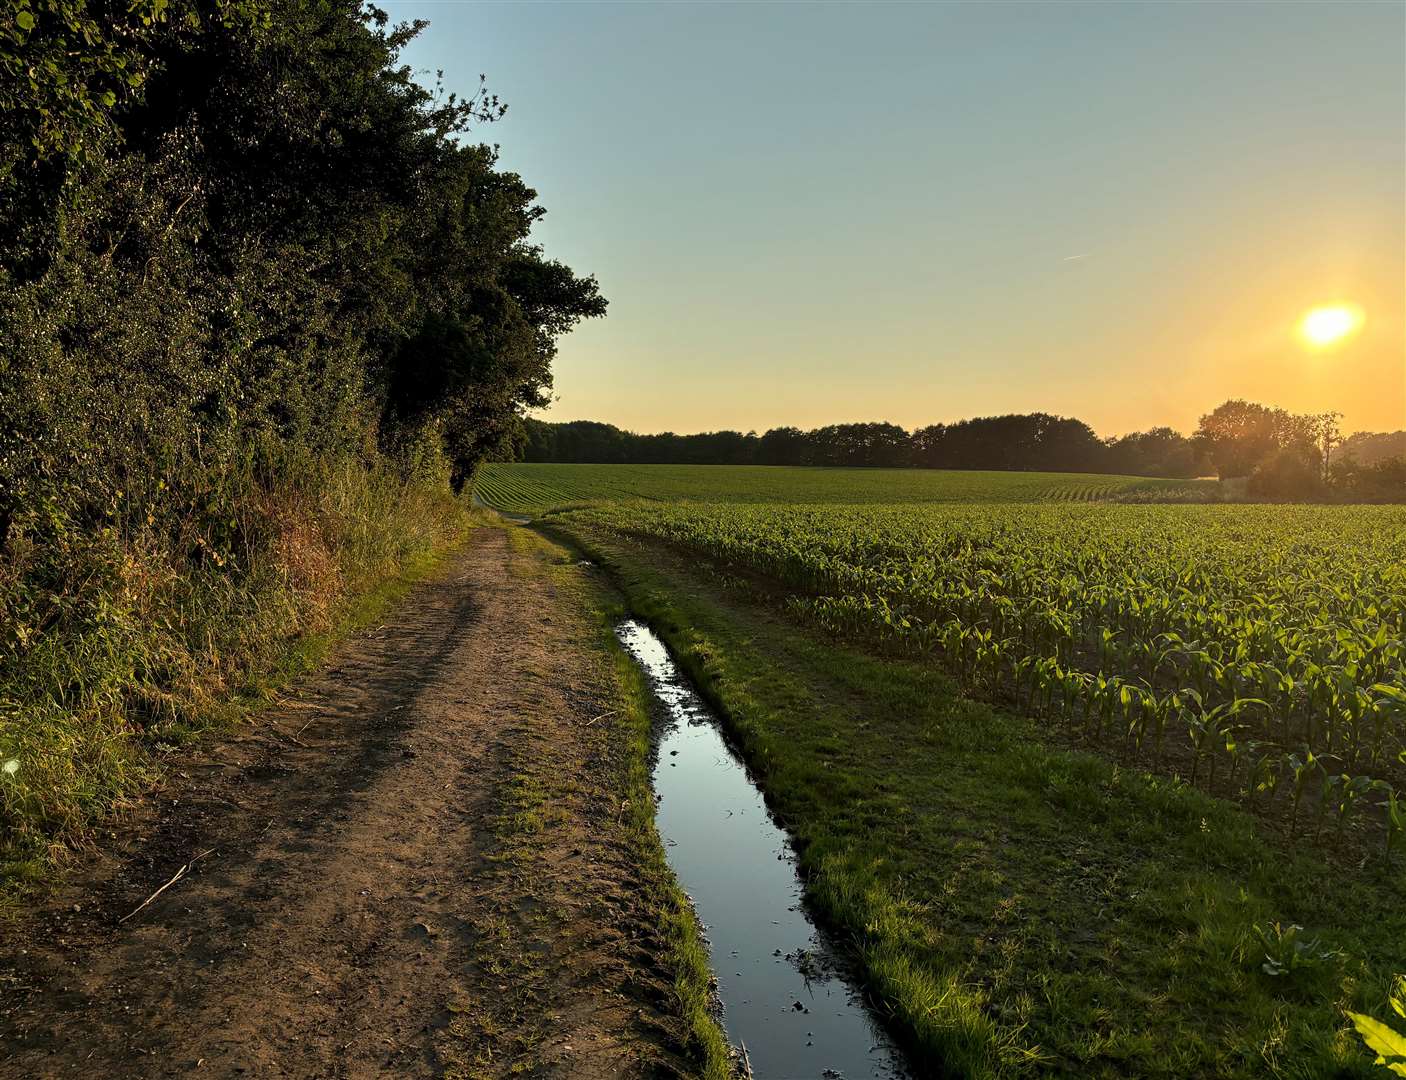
[0,1,603,878]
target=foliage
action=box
[1339,431,1406,468]
[522,413,1211,476]
[1192,400,1351,496]
[912,412,1112,472]
[522,406,1397,502]
[0,2,602,875]
[1,0,604,540]
[1194,400,1318,480]
[1330,456,1406,503]
[1252,921,1341,977]
[1247,443,1325,499]
[0,0,264,166]
[1347,975,1406,1077]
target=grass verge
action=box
[519,523,733,1079]
[547,523,1404,1080]
[1,463,475,898]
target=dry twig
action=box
[118,849,217,924]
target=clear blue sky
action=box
[383,1,1405,437]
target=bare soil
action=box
[0,525,694,1079]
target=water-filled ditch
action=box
[616,619,912,1080]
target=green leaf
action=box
[16,10,35,30]
[1348,1011,1406,1073]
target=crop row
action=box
[474,462,1220,510]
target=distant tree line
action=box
[1195,401,1406,501]
[524,414,1210,475]
[523,406,1406,500]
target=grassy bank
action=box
[550,524,1403,1079]
[0,462,474,894]
[500,524,733,1079]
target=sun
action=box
[1299,304,1363,347]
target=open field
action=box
[475,462,1220,512]
[482,463,1406,1077]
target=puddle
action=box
[616,619,912,1080]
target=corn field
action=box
[557,500,1406,859]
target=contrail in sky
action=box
[1063,253,1094,261]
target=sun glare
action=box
[1299,305,1363,348]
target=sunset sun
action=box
[1299,304,1363,347]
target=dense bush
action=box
[0,1,604,876]
[1247,444,1325,499]
[1329,456,1406,502]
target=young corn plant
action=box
[1287,750,1325,839]
[1381,783,1404,865]
[1330,774,1375,841]
[1246,743,1284,809]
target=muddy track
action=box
[0,526,693,1079]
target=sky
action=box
[383,1,1406,438]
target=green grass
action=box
[550,523,1403,1080]
[476,462,1219,514]
[501,525,732,1079]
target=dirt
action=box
[0,525,695,1079]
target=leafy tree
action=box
[1328,457,1406,502]
[1338,430,1406,468]
[1194,400,1317,480]
[1105,427,1208,478]
[757,426,812,466]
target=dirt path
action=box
[0,525,695,1079]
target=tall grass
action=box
[0,456,471,888]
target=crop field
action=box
[480,464,1406,856]
[563,500,1406,855]
[474,461,1218,512]
[482,462,1406,1076]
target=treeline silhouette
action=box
[523,414,1209,476]
[523,408,1406,500]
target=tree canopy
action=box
[1,0,605,549]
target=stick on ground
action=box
[118,849,217,924]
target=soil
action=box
[0,525,695,1079]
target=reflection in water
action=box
[617,620,911,1080]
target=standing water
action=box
[616,620,912,1080]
